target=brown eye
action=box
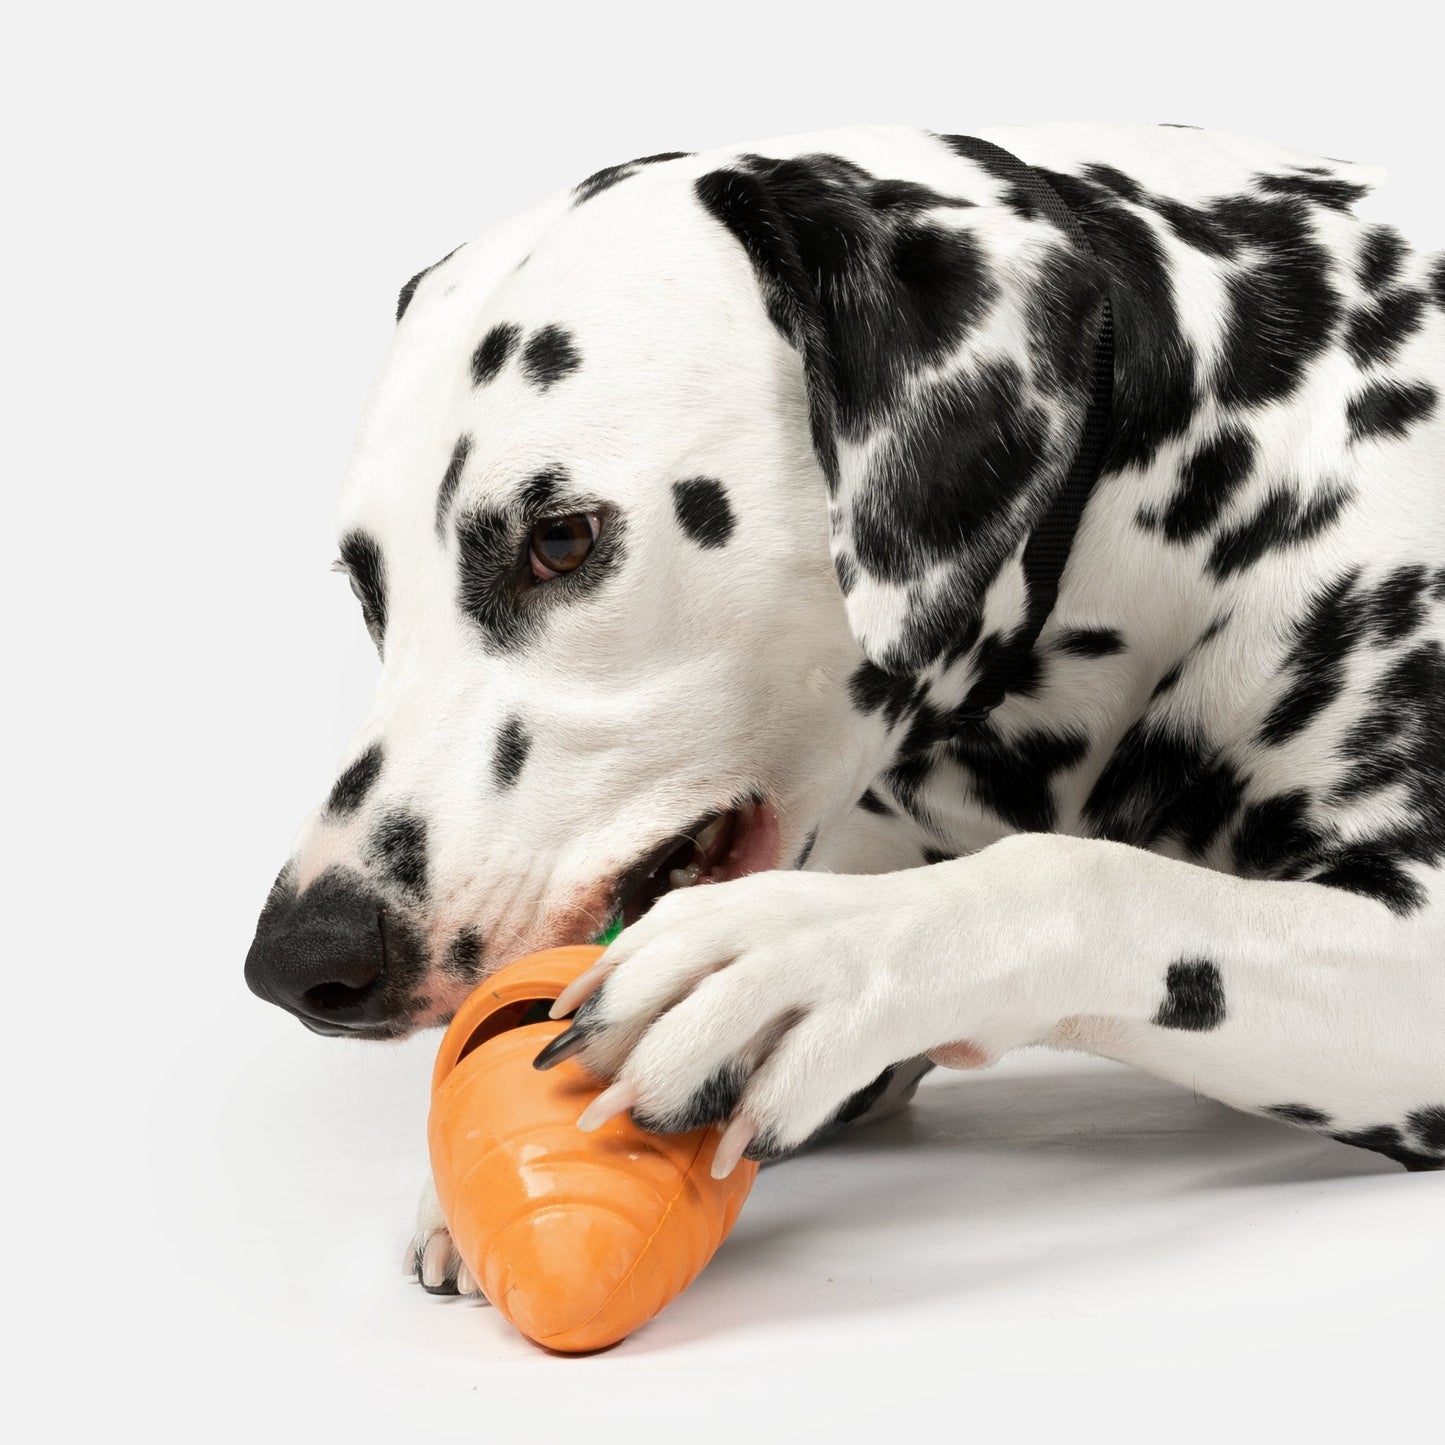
[528,513,598,580]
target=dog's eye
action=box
[528,513,599,581]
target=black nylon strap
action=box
[945,136,1115,724]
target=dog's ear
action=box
[695,152,1105,676]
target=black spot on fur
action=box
[456,506,530,650]
[856,787,892,816]
[881,752,937,826]
[1054,627,1125,658]
[396,244,462,322]
[1232,791,1325,878]
[896,697,953,756]
[442,928,484,981]
[671,477,735,547]
[848,660,921,727]
[1081,163,1145,205]
[1344,289,1427,368]
[327,743,383,817]
[1085,720,1245,857]
[1347,379,1438,442]
[1431,255,1445,311]
[471,323,521,385]
[1330,1124,1443,1172]
[794,827,818,868]
[1408,1105,1445,1153]
[435,435,471,538]
[921,846,955,865]
[1240,604,1443,915]
[368,810,428,899]
[1255,170,1367,209]
[1260,570,1367,745]
[339,530,387,652]
[1336,643,1445,801]
[1153,196,1240,258]
[1310,847,1422,914]
[854,364,1050,582]
[1211,193,1342,407]
[1365,564,1431,643]
[1139,426,1256,542]
[956,624,1053,717]
[1208,484,1352,579]
[1152,958,1226,1031]
[518,467,563,516]
[521,326,581,389]
[1358,227,1407,292]
[1150,662,1184,699]
[1266,1103,1333,1127]
[945,721,1090,832]
[1322,640,1445,912]
[492,715,531,790]
[573,151,691,206]
[633,1060,749,1134]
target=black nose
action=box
[245,867,391,1032]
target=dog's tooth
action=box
[669,864,703,889]
[694,814,730,854]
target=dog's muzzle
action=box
[244,868,403,1035]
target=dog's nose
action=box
[244,868,390,1030]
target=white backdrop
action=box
[7,4,1440,1440]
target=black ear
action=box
[695,149,1105,675]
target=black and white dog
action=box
[246,124,1445,1295]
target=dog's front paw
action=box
[535,869,941,1172]
[408,1174,489,1301]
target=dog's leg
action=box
[544,834,1444,1172]
[1026,840,1445,1170]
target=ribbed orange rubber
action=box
[428,945,758,1353]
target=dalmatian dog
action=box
[245,123,1445,1297]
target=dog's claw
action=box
[420,1231,458,1293]
[533,1023,589,1071]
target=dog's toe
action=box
[411,1174,491,1302]
[412,1228,491,1300]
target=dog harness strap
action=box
[946,137,1116,725]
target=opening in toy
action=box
[455,997,557,1065]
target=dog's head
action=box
[244,131,1102,1037]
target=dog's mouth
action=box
[277,800,783,1039]
[607,797,781,929]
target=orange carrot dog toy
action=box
[428,945,759,1353]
